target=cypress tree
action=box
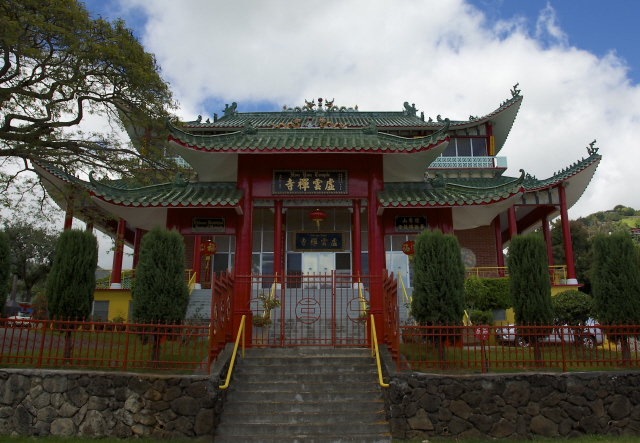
[592,232,640,361]
[0,232,11,317]
[508,233,554,326]
[131,227,189,323]
[411,229,466,325]
[46,229,98,320]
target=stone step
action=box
[234,363,376,374]
[215,422,391,437]
[219,410,386,424]
[213,434,391,443]
[231,371,377,384]
[229,381,377,392]
[225,389,383,403]
[222,400,385,414]
[244,348,371,357]
[238,356,374,366]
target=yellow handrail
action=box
[219,315,246,389]
[357,278,368,313]
[187,272,197,294]
[398,272,411,305]
[370,314,389,388]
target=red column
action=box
[273,200,283,279]
[109,218,126,289]
[439,208,454,234]
[193,235,202,289]
[558,185,577,284]
[133,228,143,269]
[508,206,518,239]
[367,166,385,343]
[63,199,74,230]
[352,199,362,277]
[234,161,254,339]
[541,216,554,266]
[493,215,505,268]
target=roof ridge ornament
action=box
[362,120,378,135]
[223,102,238,117]
[587,139,599,155]
[511,83,521,97]
[283,98,358,113]
[403,102,418,117]
[242,120,257,135]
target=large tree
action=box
[509,233,554,359]
[131,227,189,323]
[0,0,175,205]
[3,219,58,301]
[46,229,97,320]
[0,232,10,317]
[592,232,640,362]
[411,229,466,325]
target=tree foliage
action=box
[131,227,189,323]
[411,229,465,325]
[552,290,595,325]
[45,229,98,319]
[592,232,640,326]
[0,232,10,317]
[3,219,58,301]
[550,219,593,293]
[0,0,176,204]
[509,234,554,326]
[474,277,511,311]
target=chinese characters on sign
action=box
[294,231,344,252]
[394,216,427,233]
[272,170,348,195]
[192,218,225,233]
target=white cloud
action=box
[106,0,639,222]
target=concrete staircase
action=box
[214,348,391,443]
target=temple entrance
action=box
[247,272,369,347]
[302,252,334,275]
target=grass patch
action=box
[396,436,640,443]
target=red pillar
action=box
[273,200,283,279]
[493,215,505,268]
[367,165,385,343]
[352,199,362,277]
[558,185,577,284]
[541,216,554,266]
[508,206,518,239]
[63,200,74,230]
[193,235,202,289]
[110,218,126,289]
[133,228,143,269]
[234,162,254,339]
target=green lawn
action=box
[396,436,640,443]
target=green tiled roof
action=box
[378,171,525,207]
[521,152,602,190]
[182,94,522,130]
[34,162,243,208]
[167,119,451,153]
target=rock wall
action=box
[385,371,640,440]
[0,368,225,439]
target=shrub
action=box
[552,290,594,325]
[470,310,494,326]
[476,278,511,311]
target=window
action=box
[442,138,488,157]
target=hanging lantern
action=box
[200,240,217,256]
[309,209,327,229]
[402,240,415,260]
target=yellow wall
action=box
[93,290,132,321]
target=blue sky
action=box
[70,0,640,266]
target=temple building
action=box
[34,85,601,326]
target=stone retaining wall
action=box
[0,368,225,439]
[384,370,640,440]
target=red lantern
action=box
[309,209,327,228]
[200,240,217,256]
[402,240,415,259]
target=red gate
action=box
[239,272,376,347]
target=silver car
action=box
[495,318,603,348]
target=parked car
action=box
[495,318,603,348]
[7,311,32,327]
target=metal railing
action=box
[95,269,195,289]
[370,314,389,387]
[0,317,210,373]
[399,323,640,372]
[464,266,567,284]
[219,315,246,389]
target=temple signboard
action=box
[192,217,225,233]
[294,231,344,251]
[272,170,348,195]
[394,216,427,233]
